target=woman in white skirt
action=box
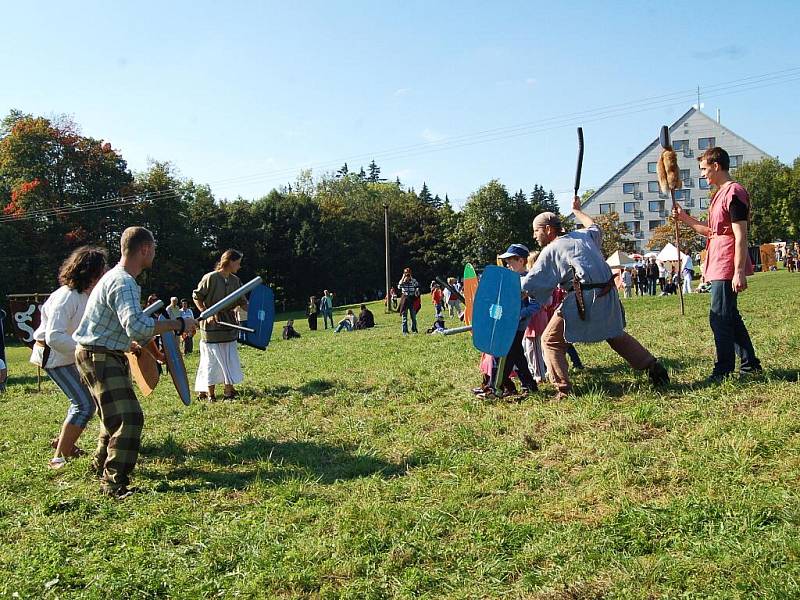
[30,246,108,468]
[193,249,247,401]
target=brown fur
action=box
[662,149,681,190]
[657,154,669,194]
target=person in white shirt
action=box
[30,246,108,469]
[166,296,181,319]
[682,255,694,294]
[179,299,196,354]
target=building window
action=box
[647,162,658,173]
[730,155,743,168]
[680,169,690,181]
[600,203,614,214]
[700,197,710,209]
[649,220,665,230]
[648,200,664,212]
[699,177,709,190]
[624,221,640,233]
[673,139,689,152]
[674,189,686,200]
[623,201,640,213]
[622,183,635,194]
[648,181,660,193]
[698,137,715,150]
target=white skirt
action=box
[194,340,243,391]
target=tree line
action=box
[1,110,796,310]
[0,111,564,309]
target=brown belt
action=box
[77,344,127,359]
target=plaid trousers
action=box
[75,346,143,491]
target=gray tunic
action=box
[521,224,625,343]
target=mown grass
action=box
[1,271,799,599]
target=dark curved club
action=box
[574,127,584,196]
[659,125,670,149]
[435,276,465,303]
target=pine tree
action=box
[367,160,383,183]
[358,166,366,179]
[418,182,433,206]
[337,163,349,177]
[432,194,443,210]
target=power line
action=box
[2,66,798,224]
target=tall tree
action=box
[418,182,433,206]
[591,212,635,257]
[0,111,133,298]
[646,215,704,255]
[453,180,534,265]
[733,157,797,244]
[367,160,382,183]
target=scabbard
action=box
[573,275,587,320]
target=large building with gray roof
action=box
[580,107,770,252]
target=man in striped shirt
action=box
[73,226,197,499]
[397,267,420,334]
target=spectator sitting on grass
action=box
[334,310,356,333]
[355,304,375,330]
[0,358,6,393]
[282,319,301,340]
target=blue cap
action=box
[498,244,530,260]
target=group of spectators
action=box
[619,256,694,298]
[780,242,800,272]
[292,291,375,337]
[388,269,465,335]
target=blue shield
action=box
[243,284,275,351]
[471,266,521,357]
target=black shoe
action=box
[648,361,669,386]
[739,366,764,379]
[704,372,733,385]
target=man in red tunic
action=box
[674,146,762,383]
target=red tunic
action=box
[702,182,754,281]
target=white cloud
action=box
[525,78,537,87]
[394,88,411,97]
[421,128,446,143]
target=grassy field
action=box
[1,271,799,599]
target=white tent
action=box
[643,251,658,259]
[606,250,636,268]
[656,242,688,263]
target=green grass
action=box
[1,272,799,598]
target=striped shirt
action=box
[397,277,419,296]
[73,265,156,351]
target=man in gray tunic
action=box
[521,196,669,399]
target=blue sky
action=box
[1,0,798,211]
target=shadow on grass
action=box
[7,375,48,387]
[764,369,800,383]
[241,378,367,399]
[140,435,424,492]
[572,357,693,398]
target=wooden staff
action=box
[657,125,685,316]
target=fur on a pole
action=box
[657,149,681,193]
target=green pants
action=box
[75,347,143,492]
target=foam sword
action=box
[198,276,263,333]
